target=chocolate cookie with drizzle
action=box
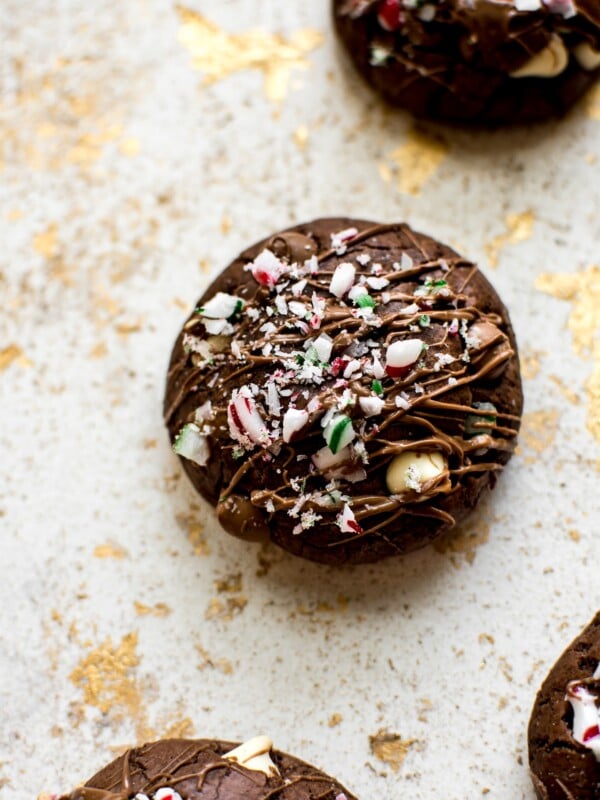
[529,612,600,799]
[333,0,600,123]
[164,218,522,564]
[45,736,356,800]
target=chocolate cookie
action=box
[52,736,357,800]
[164,218,522,564]
[528,613,600,799]
[333,1,600,123]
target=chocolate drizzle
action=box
[58,739,356,800]
[164,218,523,564]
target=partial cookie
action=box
[52,736,356,800]
[528,612,600,799]
[333,1,600,123]
[164,218,522,564]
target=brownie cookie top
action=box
[529,613,600,800]
[334,0,600,122]
[164,218,522,564]
[52,737,356,800]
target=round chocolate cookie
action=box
[53,736,357,800]
[333,1,600,123]
[164,218,522,564]
[528,613,600,799]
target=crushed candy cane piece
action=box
[324,414,356,453]
[566,676,600,759]
[385,338,423,377]
[228,387,270,448]
[359,396,385,417]
[330,262,356,298]
[197,292,244,320]
[377,0,402,30]
[331,227,358,254]
[337,503,363,534]
[154,789,182,800]
[312,444,352,471]
[282,408,309,442]
[313,333,333,363]
[173,424,210,466]
[249,249,287,287]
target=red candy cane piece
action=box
[377,0,402,31]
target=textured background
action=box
[1,2,599,799]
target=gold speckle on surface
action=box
[134,601,172,617]
[33,223,58,258]
[196,643,234,674]
[369,730,417,773]
[0,344,30,372]
[385,129,448,196]
[214,573,243,594]
[520,409,560,455]
[536,266,600,443]
[118,137,141,157]
[93,543,128,559]
[328,713,343,727]
[70,631,141,719]
[549,374,580,405]
[485,211,535,268]
[293,124,309,150]
[176,512,210,556]
[205,595,248,621]
[520,348,545,381]
[176,7,324,103]
[434,516,490,565]
[162,717,195,739]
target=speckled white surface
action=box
[1,2,600,799]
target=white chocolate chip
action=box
[224,735,280,777]
[510,35,568,78]
[386,451,447,494]
[573,42,600,71]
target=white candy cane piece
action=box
[282,408,309,442]
[385,338,423,377]
[249,249,287,288]
[337,503,363,535]
[312,333,333,363]
[172,424,210,466]
[154,789,182,800]
[228,387,270,448]
[312,444,352,471]
[566,679,600,760]
[359,396,385,417]
[198,292,243,320]
[330,262,356,298]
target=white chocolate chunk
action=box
[574,42,600,71]
[224,735,280,777]
[510,35,568,78]
[386,451,447,494]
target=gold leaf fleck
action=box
[369,730,417,772]
[93,543,128,559]
[0,344,31,371]
[520,348,545,381]
[176,7,324,103]
[176,512,210,556]
[485,211,535,268]
[328,713,343,727]
[133,601,171,617]
[293,125,309,150]
[520,409,560,455]
[195,643,234,674]
[385,129,448,196]
[33,223,58,258]
[536,266,600,443]
[434,517,490,565]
